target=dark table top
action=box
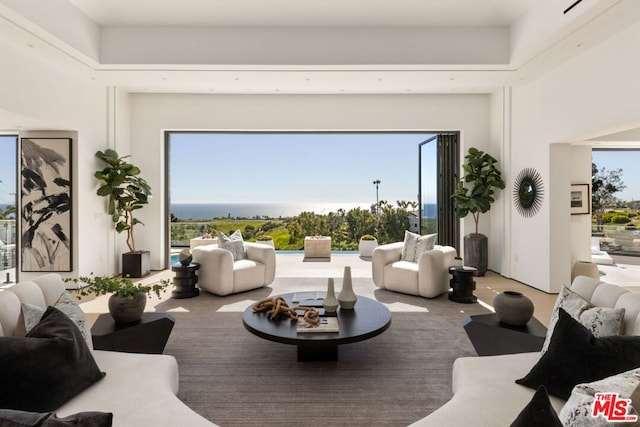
[242,293,392,347]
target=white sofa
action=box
[192,242,276,296]
[410,275,640,426]
[0,273,216,427]
[372,242,457,298]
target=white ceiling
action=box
[68,0,536,27]
[0,0,635,98]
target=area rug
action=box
[159,277,490,426]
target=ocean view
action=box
[171,203,371,220]
[171,202,437,220]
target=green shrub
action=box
[611,213,631,224]
[360,234,376,240]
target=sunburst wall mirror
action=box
[513,168,544,217]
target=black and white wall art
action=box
[20,138,72,272]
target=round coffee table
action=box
[242,293,392,361]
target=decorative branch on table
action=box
[252,296,320,325]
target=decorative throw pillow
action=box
[0,307,105,412]
[510,386,562,427]
[516,308,640,400]
[0,408,113,427]
[21,292,94,350]
[559,368,640,426]
[401,230,437,262]
[578,306,625,339]
[414,233,438,262]
[218,230,245,260]
[541,286,592,353]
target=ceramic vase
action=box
[493,291,534,326]
[323,278,340,314]
[108,292,146,324]
[338,266,357,309]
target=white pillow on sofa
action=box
[542,286,625,353]
[559,368,640,426]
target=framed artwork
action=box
[20,138,72,271]
[570,184,590,215]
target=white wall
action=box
[129,93,492,269]
[0,39,110,279]
[505,19,640,292]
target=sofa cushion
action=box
[559,368,640,426]
[542,286,592,352]
[510,386,562,427]
[0,307,105,412]
[22,292,93,350]
[218,230,245,260]
[516,308,640,400]
[0,408,112,426]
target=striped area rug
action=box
[160,277,490,426]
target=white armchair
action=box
[191,242,276,296]
[372,242,457,298]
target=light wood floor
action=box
[473,271,556,325]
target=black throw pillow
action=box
[0,408,112,427]
[516,307,640,400]
[510,386,562,427]
[0,306,105,412]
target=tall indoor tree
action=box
[452,147,505,276]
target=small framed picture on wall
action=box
[570,184,590,215]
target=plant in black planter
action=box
[95,149,152,277]
[66,274,170,324]
[452,147,505,276]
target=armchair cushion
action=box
[401,231,437,262]
[217,230,245,260]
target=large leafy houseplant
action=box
[452,147,506,235]
[452,147,505,275]
[94,149,151,253]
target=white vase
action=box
[323,278,339,314]
[338,266,357,309]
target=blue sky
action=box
[1,135,639,206]
[592,150,639,201]
[169,133,433,204]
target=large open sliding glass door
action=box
[418,133,459,250]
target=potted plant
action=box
[94,149,152,278]
[453,256,463,268]
[452,147,505,276]
[256,234,275,248]
[358,234,378,257]
[66,274,170,324]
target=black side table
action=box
[462,313,547,356]
[448,266,477,303]
[91,312,175,354]
[171,262,200,298]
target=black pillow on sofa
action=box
[516,308,640,400]
[0,408,112,427]
[509,386,562,427]
[0,306,105,412]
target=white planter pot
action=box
[358,239,378,257]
